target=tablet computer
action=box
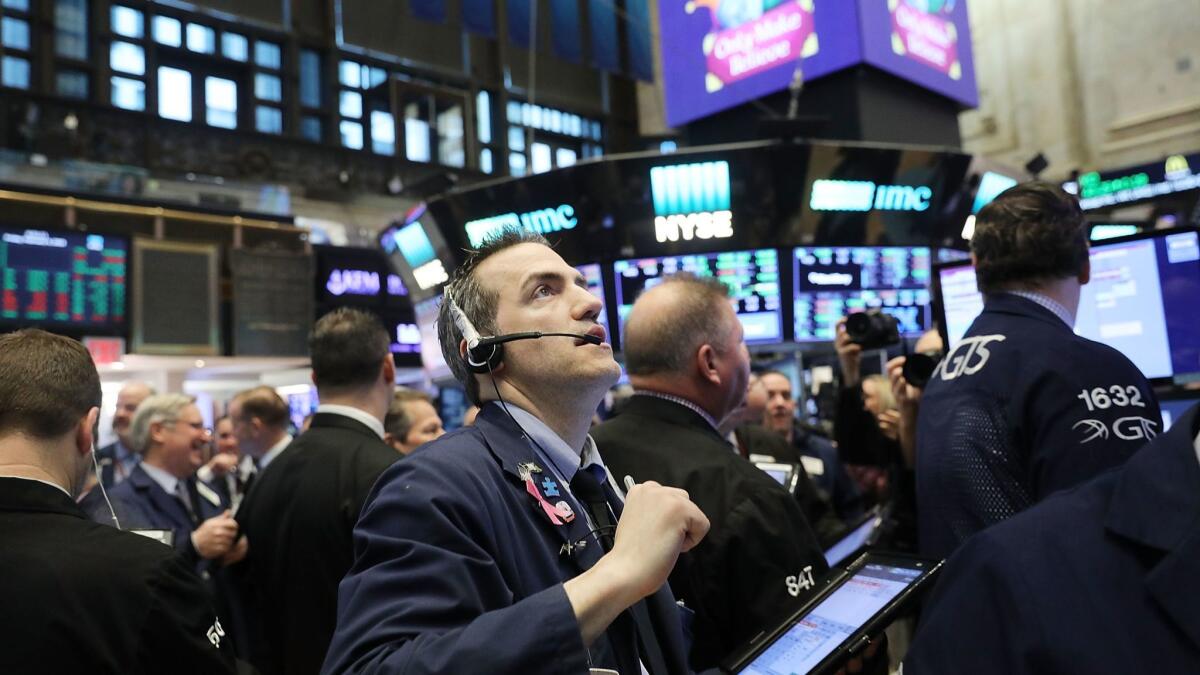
[822,511,884,567]
[723,551,943,675]
[754,461,800,494]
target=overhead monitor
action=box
[613,249,783,347]
[0,227,128,332]
[380,203,456,303]
[934,229,1200,382]
[793,247,932,342]
[1090,223,1142,241]
[314,245,407,308]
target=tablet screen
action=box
[823,516,880,567]
[741,563,924,674]
[764,469,790,486]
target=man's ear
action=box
[382,353,396,384]
[696,344,721,386]
[1079,256,1091,285]
[77,407,100,457]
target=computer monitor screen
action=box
[936,229,1200,381]
[0,227,128,331]
[576,263,608,330]
[613,249,782,345]
[972,172,1019,214]
[793,247,932,342]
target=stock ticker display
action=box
[613,249,782,344]
[793,247,931,341]
[1,228,127,330]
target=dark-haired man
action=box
[916,182,1159,559]
[236,308,401,675]
[0,329,235,674]
[323,230,709,674]
[593,274,827,670]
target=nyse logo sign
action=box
[651,161,735,243]
[465,205,577,248]
[809,180,933,212]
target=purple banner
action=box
[858,0,977,107]
[659,0,977,127]
[659,0,863,128]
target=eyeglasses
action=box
[178,420,212,435]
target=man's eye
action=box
[534,285,553,298]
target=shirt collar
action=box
[315,404,386,440]
[257,433,294,471]
[139,462,180,496]
[489,402,607,485]
[632,390,721,431]
[0,474,72,498]
[1006,290,1075,328]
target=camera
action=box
[901,352,943,389]
[844,310,900,351]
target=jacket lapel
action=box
[474,406,603,572]
[130,466,194,530]
[1104,405,1200,651]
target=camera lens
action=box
[902,353,940,389]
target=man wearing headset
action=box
[322,229,709,675]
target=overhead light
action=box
[194,359,206,368]
[111,362,126,370]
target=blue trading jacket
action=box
[916,293,1160,559]
[321,404,691,675]
[905,403,1200,674]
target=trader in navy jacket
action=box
[322,229,709,675]
[916,182,1159,559]
[905,402,1200,674]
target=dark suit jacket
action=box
[0,477,235,674]
[81,463,250,659]
[593,396,829,670]
[734,422,845,542]
[235,412,400,675]
[94,440,135,488]
[906,404,1200,674]
[321,404,691,675]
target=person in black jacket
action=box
[234,308,402,675]
[593,273,828,670]
[0,329,235,674]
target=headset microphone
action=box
[445,290,603,375]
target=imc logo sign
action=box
[650,161,734,243]
[464,205,578,248]
[809,180,933,212]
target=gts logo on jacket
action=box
[934,335,1006,382]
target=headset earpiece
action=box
[445,289,504,374]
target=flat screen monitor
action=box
[414,297,452,382]
[315,245,407,307]
[792,247,932,342]
[935,229,1200,382]
[972,172,1019,214]
[613,249,783,346]
[1090,223,1141,241]
[0,227,128,332]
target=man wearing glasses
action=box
[84,393,250,656]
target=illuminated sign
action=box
[387,274,407,296]
[389,220,448,291]
[391,322,421,354]
[809,180,932,212]
[1090,224,1141,241]
[650,160,734,243]
[464,205,578,248]
[325,269,380,297]
[1064,152,1200,210]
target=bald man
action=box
[593,273,827,670]
[94,381,156,489]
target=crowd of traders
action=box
[1,181,1197,674]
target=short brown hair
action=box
[0,330,101,439]
[972,182,1089,294]
[310,308,390,394]
[384,387,433,441]
[231,385,290,430]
